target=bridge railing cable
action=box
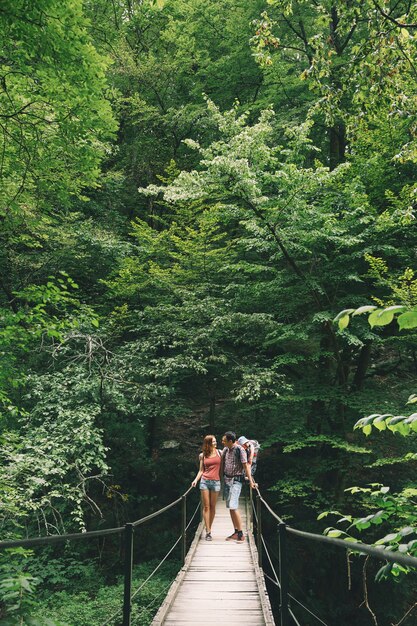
[250,491,329,626]
[0,484,200,626]
[250,486,417,626]
[100,533,184,626]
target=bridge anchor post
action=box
[278,522,290,626]
[181,494,187,565]
[256,494,262,568]
[123,522,134,626]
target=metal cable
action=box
[99,604,122,626]
[264,572,279,588]
[253,497,329,626]
[132,486,194,527]
[130,535,182,601]
[132,579,173,621]
[132,497,182,527]
[186,501,201,531]
[254,488,284,524]
[289,607,302,626]
[0,525,124,550]
[287,526,417,569]
[0,486,195,550]
[99,534,183,626]
[288,594,329,626]
[253,489,417,624]
[263,574,328,626]
[260,534,280,588]
[99,578,173,626]
[255,487,417,568]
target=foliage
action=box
[319,484,417,580]
[31,561,180,626]
[335,304,417,333]
[0,275,107,534]
[3,0,417,622]
[0,548,58,626]
[327,297,417,582]
[0,0,116,218]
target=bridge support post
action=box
[123,523,134,626]
[256,494,262,568]
[181,494,187,565]
[249,485,254,532]
[278,522,290,626]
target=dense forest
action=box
[1,0,417,624]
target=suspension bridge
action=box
[1,486,417,625]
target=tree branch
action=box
[372,0,417,28]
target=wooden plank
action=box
[166,612,263,623]
[181,580,259,594]
[151,519,204,626]
[168,596,262,617]
[164,615,265,626]
[175,590,260,598]
[151,498,274,625]
[183,572,256,580]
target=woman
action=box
[191,435,221,541]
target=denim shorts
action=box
[223,478,242,510]
[200,478,221,492]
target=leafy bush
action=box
[30,561,180,626]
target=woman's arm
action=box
[192,455,204,487]
[247,444,254,466]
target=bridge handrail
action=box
[251,486,417,626]
[286,526,417,569]
[0,485,195,550]
[0,484,199,626]
[255,488,284,524]
[132,486,193,527]
[0,525,125,550]
[254,486,417,569]
[251,495,329,625]
[100,498,201,626]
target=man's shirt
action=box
[222,444,247,477]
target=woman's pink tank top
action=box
[202,452,221,480]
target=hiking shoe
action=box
[225,532,239,541]
[235,534,245,543]
[205,532,212,541]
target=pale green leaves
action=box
[352,305,378,316]
[397,310,417,330]
[334,304,417,331]
[334,308,355,330]
[354,413,417,437]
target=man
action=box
[221,431,257,543]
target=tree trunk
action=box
[351,342,372,391]
[329,122,346,170]
[209,394,215,431]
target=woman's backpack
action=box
[235,439,260,476]
[248,440,260,475]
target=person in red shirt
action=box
[192,434,221,541]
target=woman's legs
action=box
[209,490,219,530]
[201,489,211,532]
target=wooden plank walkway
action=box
[152,496,275,625]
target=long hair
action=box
[202,434,216,458]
